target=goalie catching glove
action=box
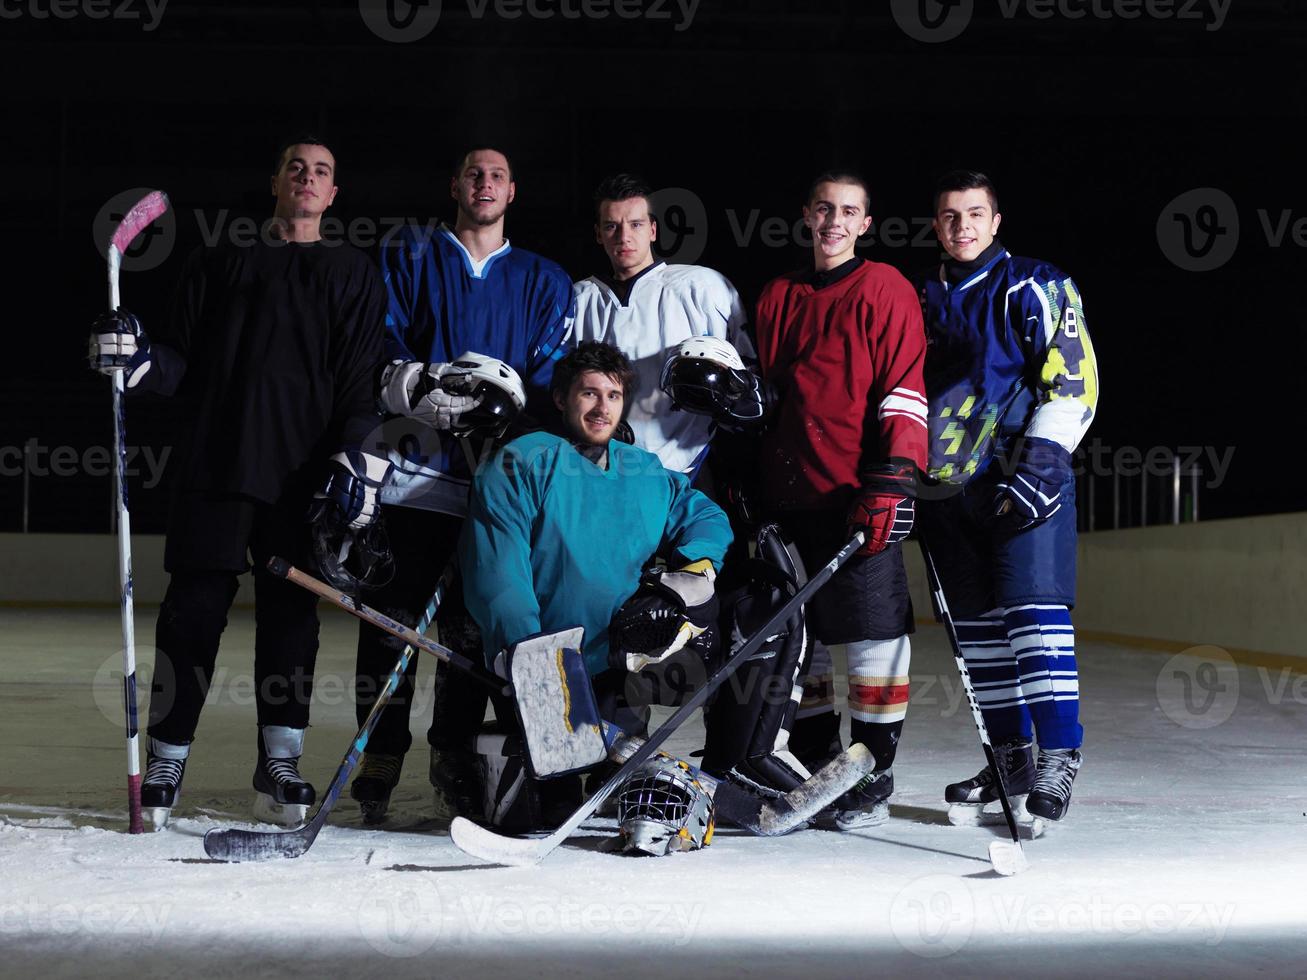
[848,458,918,555]
[89,308,152,388]
[609,559,719,673]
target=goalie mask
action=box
[658,336,763,425]
[442,352,527,439]
[616,757,715,856]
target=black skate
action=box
[830,766,893,830]
[1026,748,1083,822]
[141,738,189,832]
[349,752,403,825]
[945,736,1037,830]
[252,726,315,828]
[429,744,482,821]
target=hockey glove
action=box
[89,308,152,388]
[609,559,720,673]
[848,458,918,556]
[992,436,1072,531]
[311,449,393,530]
[379,359,483,431]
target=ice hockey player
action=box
[88,137,389,830]
[751,171,928,829]
[572,173,756,475]
[350,146,574,823]
[917,169,1098,825]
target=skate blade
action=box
[253,794,308,828]
[948,795,1036,829]
[143,807,172,832]
[833,800,889,831]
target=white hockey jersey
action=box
[572,262,748,474]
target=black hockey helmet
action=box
[309,518,396,595]
[442,351,528,439]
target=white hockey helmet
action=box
[659,336,761,423]
[616,757,715,856]
[442,351,527,437]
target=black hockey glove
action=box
[89,308,152,388]
[991,437,1072,532]
[609,560,719,673]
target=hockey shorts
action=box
[917,474,1078,619]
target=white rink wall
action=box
[3,513,1306,658]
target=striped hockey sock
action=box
[839,635,911,770]
[955,611,1032,742]
[1001,604,1082,750]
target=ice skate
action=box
[944,736,1036,828]
[349,752,403,825]
[831,767,893,830]
[1026,747,1083,822]
[430,744,482,821]
[141,738,189,832]
[252,726,315,828]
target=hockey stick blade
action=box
[110,190,170,255]
[758,743,874,835]
[203,822,316,862]
[449,817,552,867]
[988,840,1029,876]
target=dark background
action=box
[0,0,1301,534]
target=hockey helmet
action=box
[442,351,527,438]
[616,757,715,856]
[309,518,396,595]
[658,336,762,423]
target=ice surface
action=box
[1,606,1305,977]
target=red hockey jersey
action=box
[754,260,927,509]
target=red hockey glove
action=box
[848,459,918,556]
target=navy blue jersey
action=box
[919,251,1098,485]
[377,224,574,514]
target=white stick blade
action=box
[988,840,1029,876]
[450,816,546,867]
[759,742,876,836]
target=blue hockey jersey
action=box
[920,251,1099,484]
[376,224,574,515]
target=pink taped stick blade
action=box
[110,190,170,254]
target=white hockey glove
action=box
[89,308,152,388]
[312,449,393,530]
[609,560,719,673]
[379,359,483,431]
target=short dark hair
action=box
[550,341,638,416]
[806,170,871,213]
[933,170,999,214]
[592,173,655,224]
[273,135,334,176]
[452,146,515,181]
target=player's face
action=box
[934,189,1002,263]
[270,144,338,217]
[451,150,515,226]
[802,181,872,268]
[556,370,625,446]
[595,197,657,279]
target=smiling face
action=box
[934,187,1002,263]
[270,143,338,218]
[802,180,873,270]
[595,196,657,280]
[555,370,625,446]
[451,149,515,227]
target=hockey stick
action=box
[450,531,867,867]
[105,190,169,835]
[202,562,458,861]
[248,556,871,857]
[919,539,1029,877]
